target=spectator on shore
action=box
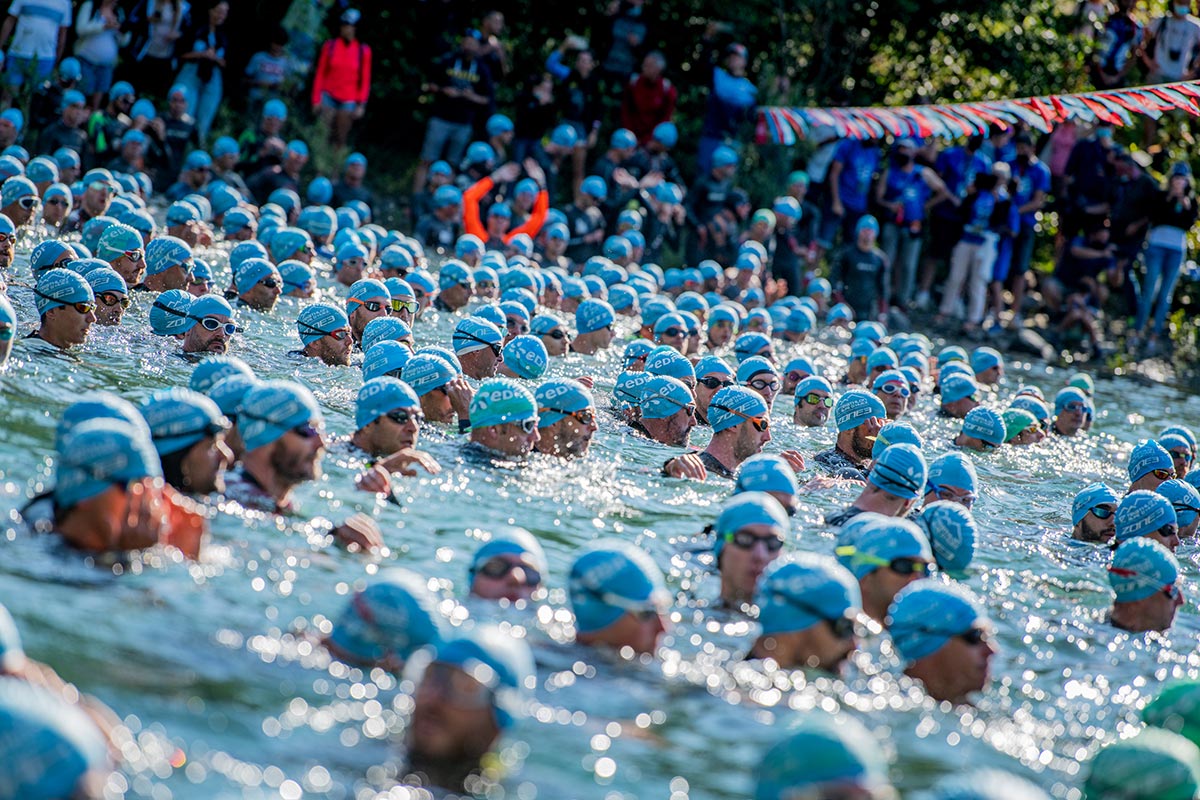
[311,8,371,147]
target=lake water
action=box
[3,239,1200,799]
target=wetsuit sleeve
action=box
[506,189,549,241]
[462,176,495,240]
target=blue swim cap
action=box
[147,289,193,336]
[756,553,861,637]
[834,390,886,432]
[235,258,279,294]
[359,318,410,354]
[970,346,1003,375]
[917,501,978,577]
[469,378,537,431]
[276,259,314,295]
[866,347,898,373]
[295,303,349,346]
[1072,482,1120,527]
[735,454,799,497]
[346,278,390,316]
[826,303,854,324]
[140,388,229,456]
[1163,426,1198,452]
[34,268,93,317]
[93,223,142,264]
[84,267,126,297]
[737,355,779,386]
[535,379,594,427]
[328,567,444,667]
[469,525,548,588]
[26,155,58,184]
[1115,490,1177,544]
[1054,386,1089,415]
[639,375,694,421]
[1010,395,1051,427]
[734,332,773,362]
[708,386,768,435]
[569,540,670,635]
[836,515,931,579]
[849,339,876,362]
[1129,439,1174,483]
[785,307,816,333]
[871,421,924,459]
[54,392,149,452]
[1110,537,1181,603]
[429,625,535,731]
[452,316,503,356]
[190,355,254,395]
[238,381,323,452]
[867,443,927,500]
[0,676,109,800]
[356,377,420,430]
[926,452,978,496]
[55,419,162,509]
[1085,727,1200,800]
[30,240,75,273]
[887,581,987,663]
[754,713,890,800]
[1159,479,1200,530]
[262,98,287,120]
[940,374,979,405]
[400,353,455,397]
[576,298,616,335]
[268,228,313,263]
[502,335,549,379]
[694,354,734,380]
[360,334,410,377]
[645,347,695,383]
[713,492,789,561]
[961,406,1006,447]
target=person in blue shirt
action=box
[873,139,949,308]
[698,37,757,174]
[1001,133,1051,328]
[243,26,290,121]
[825,137,881,248]
[937,164,1008,335]
[915,135,989,309]
[1092,0,1144,88]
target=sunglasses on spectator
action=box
[476,556,542,586]
[726,528,784,552]
[801,393,834,407]
[386,408,425,426]
[190,315,241,335]
[98,292,130,309]
[541,406,595,426]
[698,376,734,390]
[710,403,769,432]
[348,298,387,313]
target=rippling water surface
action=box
[3,238,1200,800]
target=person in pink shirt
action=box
[311,8,372,146]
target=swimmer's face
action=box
[719,523,781,603]
[470,553,541,602]
[182,433,233,495]
[794,391,831,427]
[270,421,325,482]
[408,662,500,763]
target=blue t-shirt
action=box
[833,140,880,214]
[245,51,288,88]
[934,147,992,219]
[1012,159,1051,228]
[882,165,932,223]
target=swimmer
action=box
[140,388,234,496]
[452,316,504,380]
[569,539,670,655]
[467,526,547,602]
[792,376,835,428]
[1108,538,1183,633]
[467,378,540,458]
[534,379,598,458]
[954,407,1006,453]
[30,268,96,350]
[711,492,789,606]
[571,298,617,355]
[1128,439,1176,493]
[923,452,979,510]
[1070,483,1119,544]
[294,303,354,366]
[814,390,887,481]
[837,513,933,622]
[324,568,445,670]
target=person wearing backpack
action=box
[311,8,371,147]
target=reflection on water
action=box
[3,239,1200,799]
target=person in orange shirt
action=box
[311,8,371,146]
[461,159,549,250]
